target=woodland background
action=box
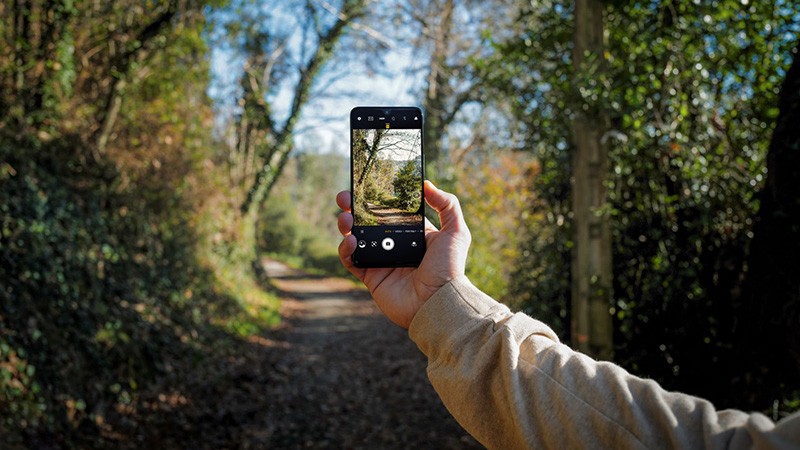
[1,0,799,446]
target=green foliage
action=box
[0,135,191,442]
[0,342,46,433]
[0,129,279,446]
[485,0,800,411]
[392,160,423,212]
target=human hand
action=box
[336,180,471,328]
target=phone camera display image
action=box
[350,106,425,267]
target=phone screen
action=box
[350,106,426,267]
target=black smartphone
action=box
[350,106,426,268]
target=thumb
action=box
[424,180,469,234]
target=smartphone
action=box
[350,106,426,268]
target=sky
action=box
[362,128,422,161]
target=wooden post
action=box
[571,0,613,360]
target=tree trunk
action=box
[422,0,454,172]
[240,0,366,216]
[736,40,800,408]
[358,128,385,186]
[570,0,613,360]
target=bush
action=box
[0,131,278,446]
[1,134,198,443]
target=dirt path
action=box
[107,259,481,449]
[367,202,423,226]
[256,259,480,448]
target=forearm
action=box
[408,277,788,450]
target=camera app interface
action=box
[351,108,425,266]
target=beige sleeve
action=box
[408,276,800,450]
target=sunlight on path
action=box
[365,202,423,226]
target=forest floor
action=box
[101,259,481,449]
[366,202,422,226]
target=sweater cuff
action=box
[408,275,513,358]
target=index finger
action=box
[336,191,352,212]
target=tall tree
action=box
[385,0,500,179]
[357,128,387,186]
[736,40,800,409]
[486,0,799,409]
[420,0,455,168]
[233,0,369,216]
[571,0,613,360]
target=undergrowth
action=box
[0,132,279,448]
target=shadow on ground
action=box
[99,259,482,449]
